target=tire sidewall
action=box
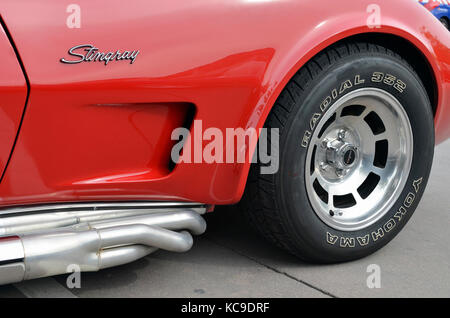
[277,54,434,262]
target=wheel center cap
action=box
[317,128,360,179]
[343,148,356,166]
[325,140,359,171]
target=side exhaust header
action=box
[0,202,206,285]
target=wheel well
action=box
[329,33,438,116]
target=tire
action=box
[440,18,449,30]
[242,42,434,263]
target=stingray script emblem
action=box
[60,44,139,65]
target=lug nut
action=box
[338,129,346,140]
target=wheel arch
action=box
[236,28,442,203]
[337,33,438,116]
[259,31,439,132]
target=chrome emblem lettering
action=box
[60,44,139,65]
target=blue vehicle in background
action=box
[420,0,450,29]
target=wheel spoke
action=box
[352,190,364,204]
[359,107,371,119]
[375,132,388,142]
[372,166,385,176]
[327,192,334,211]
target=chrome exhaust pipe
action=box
[0,202,205,236]
[0,202,207,285]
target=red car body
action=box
[0,0,448,208]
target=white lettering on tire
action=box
[326,178,423,247]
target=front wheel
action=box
[242,42,434,263]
